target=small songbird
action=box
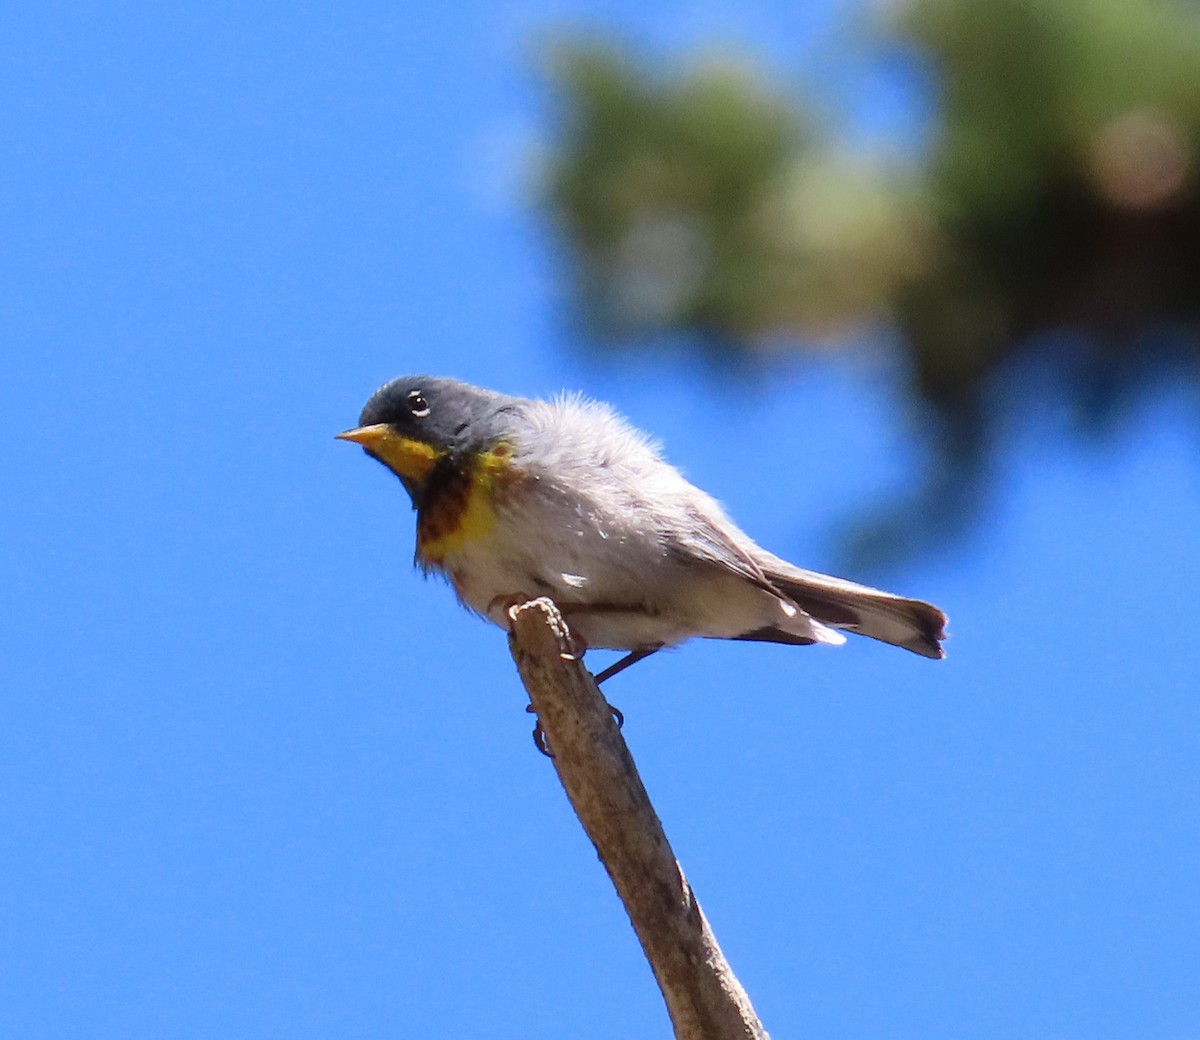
[338,376,947,683]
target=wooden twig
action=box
[507,597,769,1040]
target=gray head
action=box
[337,375,516,503]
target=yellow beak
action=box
[336,423,391,449]
[336,424,441,482]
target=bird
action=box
[338,376,947,683]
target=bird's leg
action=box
[557,604,667,735]
[525,637,653,755]
[591,646,662,686]
[554,603,662,690]
[515,600,658,755]
[505,597,589,757]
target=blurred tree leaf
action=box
[897,0,1200,435]
[538,1,1200,567]
[541,41,930,347]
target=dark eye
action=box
[407,390,430,418]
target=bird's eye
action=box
[407,390,430,418]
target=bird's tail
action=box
[758,555,947,659]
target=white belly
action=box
[437,507,791,651]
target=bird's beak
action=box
[336,423,392,450]
[336,424,440,482]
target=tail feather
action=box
[758,558,947,659]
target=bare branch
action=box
[507,597,769,1040]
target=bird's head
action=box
[337,376,510,506]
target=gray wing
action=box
[666,503,847,647]
[668,502,785,597]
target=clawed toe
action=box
[525,699,623,758]
[525,704,553,758]
[490,593,531,620]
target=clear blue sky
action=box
[3,2,1197,1038]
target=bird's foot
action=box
[494,595,589,661]
[525,701,625,758]
[493,593,535,622]
[526,704,553,758]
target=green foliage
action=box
[538,1,1200,562]
[899,0,1200,416]
[542,42,927,344]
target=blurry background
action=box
[3,2,1197,1038]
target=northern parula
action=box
[338,376,946,681]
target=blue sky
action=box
[3,2,1198,1038]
